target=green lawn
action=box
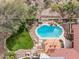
[6,30,34,51]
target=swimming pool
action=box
[35,24,64,39]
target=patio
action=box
[44,40,62,53]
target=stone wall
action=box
[0,32,11,59]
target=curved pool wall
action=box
[35,24,64,40]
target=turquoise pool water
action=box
[35,24,64,39]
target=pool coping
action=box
[35,23,64,40]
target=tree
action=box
[44,0,52,8]
[50,1,79,41]
[0,1,27,33]
[0,0,38,34]
[51,2,79,34]
[62,2,79,34]
[26,5,38,19]
[50,3,61,12]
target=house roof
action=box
[47,48,79,59]
[72,24,79,53]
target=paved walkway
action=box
[29,22,39,44]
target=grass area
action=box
[6,30,34,51]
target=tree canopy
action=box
[0,0,38,33]
[50,2,79,18]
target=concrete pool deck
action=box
[29,21,70,48]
